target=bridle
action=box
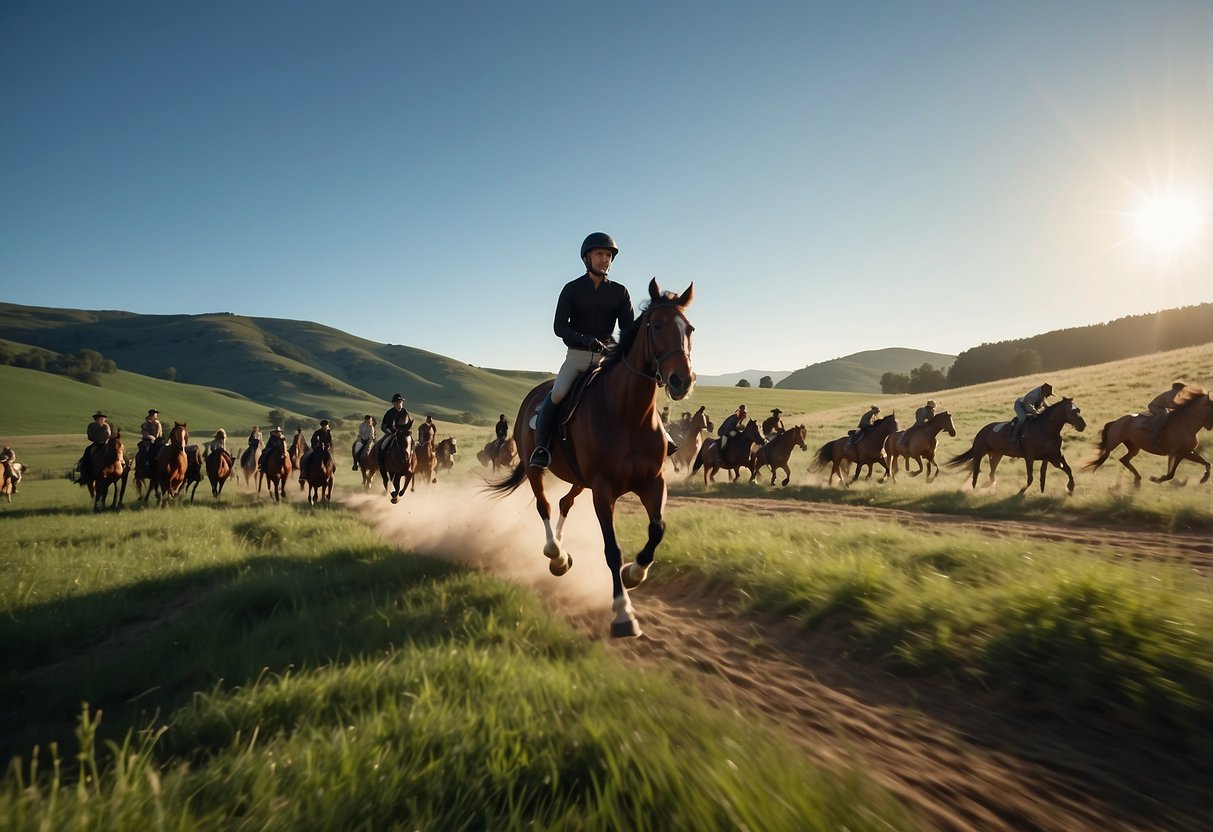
[622,307,692,388]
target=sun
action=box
[1131,192,1207,253]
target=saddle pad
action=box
[992,421,1012,433]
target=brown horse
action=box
[240,439,261,489]
[947,398,1086,494]
[205,446,234,499]
[183,445,205,501]
[412,427,438,487]
[1,457,22,503]
[692,419,764,485]
[146,422,189,504]
[669,406,713,473]
[887,411,956,482]
[811,414,900,487]
[1084,389,1213,485]
[378,427,414,503]
[750,424,808,486]
[489,280,695,638]
[357,441,382,491]
[290,431,307,469]
[436,437,457,473]
[86,432,128,511]
[259,440,292,502]
[301,445,335,504]
[477,438,517,470]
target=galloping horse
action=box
[357,441,382,491]
[240,439,261,488]
[259,439,292,502]
[692,419,764,485]
[183,445,205,501]
[947,398,1086,494]
[811,415,900,487]
[413,427,438,487]
[750,424,808,487]
[86,432,128,511]
[378,426,414,503]
[436,437,457,473]
[489,280,695,638]
[1084,389,1213,485]
[0,457,22,503]
[301,444,335,505]
[205,446,234,499]
[887,411,956,482]
[669,406,712,473]
[147,422,189,504]
[477,438,517,470]
[290,431,307,470]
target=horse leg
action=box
[1055,454,1076,495]
[780,463,791,487]
[1150,452,1183,484]
[1019,457,1035,495]
[554,484,584,546]
[527,469,571,576]
[987,454,1002,489]
[623,476,667,590]
[592,488,640,639]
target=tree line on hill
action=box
[0,343,118,385]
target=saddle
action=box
[528,365,607,430]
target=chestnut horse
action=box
[489,280,695,638]
[947,397,1086,494]
[205,446,234,499]
[290,431,307,469]
[692,419,764,485]
[811,415,900,487]
[750,424,808,487]
[86,432,128,511]
[1084,389,1213,485]
[146,422,189,504]
[477,438,517,470]
[436,437,457,473]
[259,440,292,502]
[669,406,712,473]
[378,426,414,503]
[887,411,956,482]
[301,445,335,504]
[413,426,437,486]
[357,441,382,491]
[240,439,261,489]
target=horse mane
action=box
[601,292,684,371]
[1174,387,1210,409]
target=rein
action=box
[621,309,691,387]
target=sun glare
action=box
[1131,192,1207,253]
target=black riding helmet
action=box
[580,232,619,260]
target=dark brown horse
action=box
[947,398,1086,494]
[1084,388,1213,485]
[811,415,900,487]
[887,411,956,482]
[259,440,292,502]
[290,431,307,469]
[489,280,695,638]
[146,422,189,504]
[86,432,128,511]
[413,427,438,487]
[477,438,517,470]
[692,419,764,485]
[669,406,712,474]
[378,426,414,503]
[205,446,234,499]
[183,445,205,501]
[301,445,335,504]
[357,440,382,491]
[436,437,457,473]
[750,424,808,486]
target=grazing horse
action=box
[413,429,438,487]
[259,439,292,502]
[86,432,128,511]
[750,424,808,486]
[489,280,695,638]
[669,406,713,473]
[183,445,205,502]
[947,398,1086,494]
[357,441,382,491]
[301,445,335,504]
[436,437,457,472]
[240,440,261,488]
[378,426,415,503]
[692,419,764,485]
[477,438,517,470]
[147,422,189,504]
[887,411,956,482]
[205,446,234,499]
[1084,389,1213,485]
[811,415,900,487]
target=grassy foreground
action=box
[1,484,912,831]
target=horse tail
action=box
[809,440,833,472]
[485,462,527,498]
[1082,421,1112,471]
[945,446,977,470]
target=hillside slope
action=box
[778,348,957,393]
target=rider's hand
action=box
[586,336,607,352]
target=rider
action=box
[847,405,880,447]
[1011,383,1053,444]
[717,404,749,451]
[352,415,376,471]
[259,426,286,474]
[299,419,333,480]
[420,415,437,445]
[1147,381,1186,443]
[138,408,163,476]
[75,411,111,484]
[206,429,229,455]
[494,413,509,453]
[903,400,936,445]
[378,393,414,466]
[0,445,19,493]
[761,408,784,440]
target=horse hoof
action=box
[621,562,649,589]
[549,554,572,576]
[390,494,399,504]
[610,619,643,639]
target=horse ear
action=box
[678,283,694,307]
[648,277,660,300]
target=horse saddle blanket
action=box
[993,420,1014,433]
[528,366,606,429]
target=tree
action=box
[267,408,288,428]
[1010,348,1042,376]
[457,411,474,424]
[162,366,177,382]
[736,379,751,387]
[759,375,773,389]
[908,363,947,393]
[880,372,910,394]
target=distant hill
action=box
[0,303,549,423]
[696,369,792,387]
[777,348,956,393]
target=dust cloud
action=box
[345,476,614,615]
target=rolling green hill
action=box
[0,303,548,422]
[778,348,957,393]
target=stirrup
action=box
[529,446,551,469]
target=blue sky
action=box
[2,1,1210,376]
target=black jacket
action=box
[553,274,634,350]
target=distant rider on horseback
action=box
[377,393,414,467]
[718,404,749,451]
[1147,381,1186,443]
[846,405,880,447]
[1,445,19,493]
[494,413,509,453]
[1012,383,1053,444]
[903,400,936,445]
[259,426,286,474]
[299,419,333,481]
[75,411,111,484]
[138,408,162,476]
[352,415,375,471]
[761,408,784,440]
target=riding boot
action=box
[529,392,557,469]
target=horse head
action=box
[1061,398,1086,432]
[939,411,956,437]
[170,422,189,447]
[793,424,808,451]
[627,279,695,400]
